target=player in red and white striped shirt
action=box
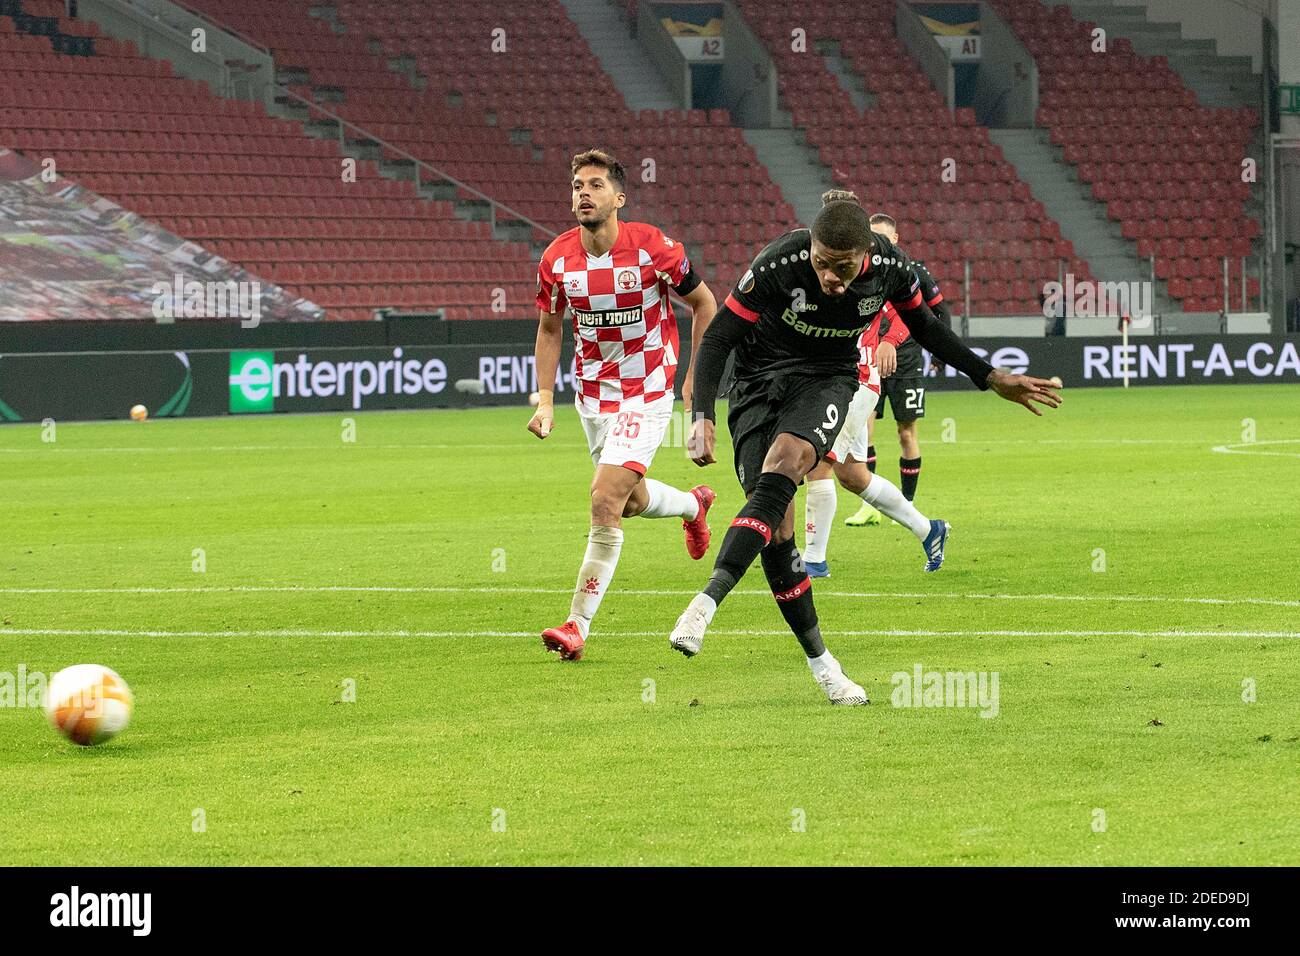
[528,149,718,661]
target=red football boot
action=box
[541,621,585,661]
[683,485,716,560]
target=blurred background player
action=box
[528,149,718,661]
[845,212,954,527]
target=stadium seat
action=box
[986,0,1261,314]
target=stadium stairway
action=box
[988,128,1179,314]
[1039,0,1268,307]
[208,0,799,292]
[559,0,680,111]
[565,1,867,232]
[732,0,1081,317]
[742,127,835,227]
[990,0,1262,314]
[1045,1,1262,109]
[821,42,874,114]
[741,37,880,228]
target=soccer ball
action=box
[43,664,134,746]
[130,404,148,421]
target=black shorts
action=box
[727,371,857,494]
[877,375,927,422]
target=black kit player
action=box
[670,200,1061,705]
[847,212,952,525]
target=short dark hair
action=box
[812,200,873,252]
[570,149,627,193]
[869,212,897,230]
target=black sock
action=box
[702,472,797,606]
[900,456,921,501]
[865,444,877,474]
[760,537,825,658]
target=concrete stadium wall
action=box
[721,1,778,128]
[974,1,1039,128]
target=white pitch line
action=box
[0,443,533,454]
[2,627,1296,639]
[1,585,1296,609]
[3,436,1288,454]
[0,439,1220,454]
[1210,439,1300,459]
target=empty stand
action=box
[733,0,1079,317]
[0,0,536,320]
[992,0,1261,313]
[188,0,797,296]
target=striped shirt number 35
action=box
[612,411,643,438]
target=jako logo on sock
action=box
[731,517,771,538]
[772,580,810,602]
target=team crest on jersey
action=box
[858,294,884,315]
[616,268,639,291]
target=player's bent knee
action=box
[590,484,631,524]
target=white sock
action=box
[807,649,838,676]
[802,478,837,563]
[862,474,930,540]
[687,591,717,622]
[568,525,623,638]
[638,478,699,520]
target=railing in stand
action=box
[276,86,559,241]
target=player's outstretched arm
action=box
[687,305,750,466]
[896,302,1062,415]
[894,300,993,386]
[679,281,718,416]
[928,299,954,373]
[984,369,1063,416]
[528,309,562,438]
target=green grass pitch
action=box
[0,384,1297,865]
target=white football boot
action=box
[813,659,870,706]
[669,593,717,657]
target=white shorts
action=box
[829,382,880,464]
[576,393,675,475]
